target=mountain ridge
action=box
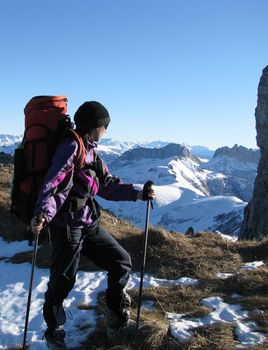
[214,144,260,163]
[119,143,197,161]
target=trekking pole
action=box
[22,221,41,349]
[135,181,154,346]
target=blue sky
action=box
[0,0,267,150]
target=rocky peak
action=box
[214,144,260,164]
[119,143,193,161]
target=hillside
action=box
[1,163,268,349]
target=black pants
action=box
[44,223,132,328]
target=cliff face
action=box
[240,66,268,239]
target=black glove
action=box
[142,180,154,201]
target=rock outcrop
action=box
[240,66,268,239]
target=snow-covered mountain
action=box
[0,134,22,154]
[0,135,259,236]
[96,142,258,236]
[96,139,171,163]
[202,152,258,202]
[0,136,169,157]
[97,139,215,163]
[189,145,215,160]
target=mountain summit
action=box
[214,144,260,163]
[119,143,194,161]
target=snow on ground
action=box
[167,296,266,348]
[97,185,246,234]
[216,260,265,279]
[214,231,239,242]
[153,194,245,234]
[0,239,267,349]
[241,261,265,270]
[0,237,33,257]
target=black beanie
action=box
[74,101,110,131]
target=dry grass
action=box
[1,163,268,349]
[0,164,26,241]
[186,322,237,350]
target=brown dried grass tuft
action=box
[222,266,268,295]
[127,228,243,279]
[185,322,237,350]
[0,164,26,241]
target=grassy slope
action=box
[1,163,268,350]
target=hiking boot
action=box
[106,309,136,340]
[43,302,66,330]
[44,326,66,348]
[107,308,130,329]
[106,290,131,312]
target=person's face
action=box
[90,125,107,142]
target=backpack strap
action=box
[67,129,86,168]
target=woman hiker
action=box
[31,101,155,346]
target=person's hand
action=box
[30,214,46,235]
[137,181,155,201]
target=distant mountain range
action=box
[0,134,22,154]
[0,134,260,236]
[96,142,259,236]
[0,134,215,160]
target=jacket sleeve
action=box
[96,158,139,201]
[34,138,78,223]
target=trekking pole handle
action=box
[32,213,46,234]
[142,180,154,207]
[36,213,44,225]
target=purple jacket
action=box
[34,138,139,228]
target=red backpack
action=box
[11,95,85,224]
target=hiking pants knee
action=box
[44,224,132,326]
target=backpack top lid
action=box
[24,95,68,115]
[24,96,68,139]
